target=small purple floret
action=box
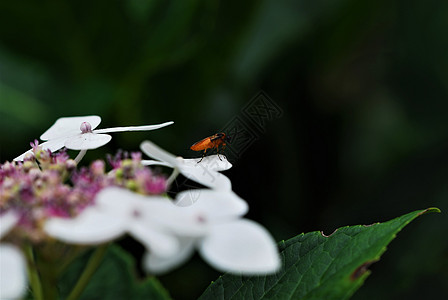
[1,149,167,243]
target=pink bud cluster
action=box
[0,142,167,243]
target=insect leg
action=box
[217,146,223,161]
[197,149,207,163]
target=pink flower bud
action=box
[90,160,105,176]
[65,159,77,171]
[80,122,92,133]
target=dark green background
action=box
[1,1,447,299]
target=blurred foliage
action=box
[56,245,171,300]
[0,0,447,299]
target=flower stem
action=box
[39,263,58,300]
[25,245,44,300]
[167,168,179,186]
[66,245,109,300]
[74,149,87,164]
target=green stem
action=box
[56,247,84,276]
[167,168,180,186]
[39,263,58,300]
[66,245,109,300]
[74,149,87,164]
[24,245,44,300]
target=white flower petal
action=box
[95,187,171,210]
[143,238,195,275]
[175,189,248,217]
[174,191,198,207]
[94,121,174,134]
[45,187,180,246]
[129,222,179,257]
[152,190,248,237]
[152,212,208,237]
[141,141,232,189]
[13,149,33,162]
[113,195,208,237]
[0,244,27,300]
[182,155,232,171]
[0,211,19,238]
[95,187,138,209]
[40,137,69,152]
[179,165,232,190]
[140,140,179,167]
[95,187,181,255]
[64,132,112,150]
[40,116,101,140]
[199,219,281,275]
[45,208,127,244]
[14,138,67,161]
[141,160,173,168]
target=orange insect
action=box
[190,132,230,163]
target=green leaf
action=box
[199,208,441,300]
[58,245,171,300]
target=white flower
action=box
[15,116,174,161]
[144,189,280,275]
[145,219,280,275]
[44,185,278,275]
[0,211,27,300]
[140,140,232,190]
[0,210,19,237]
[44,187,180,258]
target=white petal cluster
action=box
[141,140,232,190]
[15,116,173,161]
[2,116,176,298]
[144,189,279,275]
[45,188,179,258]
[0,211,27,300]
[44,141,281,275]
[140,141,280,274]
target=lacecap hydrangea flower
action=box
[15,115,173,161]
[2,116,173,299]
[1,146,171,298]
[45,141,280,275]
[1,115,280,300]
